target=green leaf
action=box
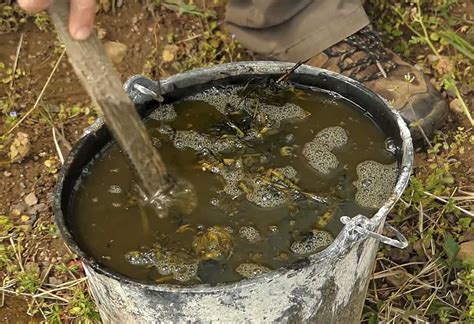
[439,30,474,60]
[430,32,440,41]
[443,234,459,265]
[459,217,472,228]
[392,29,403,37]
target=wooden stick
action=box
[48,0,171,198]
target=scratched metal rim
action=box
[54,61,413,293]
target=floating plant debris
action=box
[69,83,399,285]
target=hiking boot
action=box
[307,26,448,140]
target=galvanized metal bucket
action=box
[54,62,413,323]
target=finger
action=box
[69,0,96,40]
[17,0,53,13]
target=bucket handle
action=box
[340,215,408,249]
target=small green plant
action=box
[15,269,41,294]
[0,3,28,34]
[176,20,241,72]
[0,215,13,235]
[0,62,25,84]
[458,266,474,320]
[33,11,50,31]
[45,304,63,323]
[66,286,100,322]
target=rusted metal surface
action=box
[55,62,413,323]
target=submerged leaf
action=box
[192,226,234,261]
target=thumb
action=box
[69,0,96,40]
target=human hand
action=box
[17,0,96,40]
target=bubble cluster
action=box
[302,145,339,175]
[290,230,334,255]
[221,167,244,197]
[314,126,348,148]
[154,249,198,282]
[303,126,348,174]
[235,263,271,279]
[169,130,242,154]
[239,226,262,243]
[275,166,298,181]
[353,160,398,209]
[126,247,198,282]
[259,103,309,124]
[188,86,309,125]
[188,87,241,115]
[220,165,296,208]
[173,130,212,151]
[149,104,177,122]
[213,136,243,153]
[108,185,122,194]
[246,180,287,208]
[125,250,155,267]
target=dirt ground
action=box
[0,0,473,322]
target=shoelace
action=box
[324,27,397,82]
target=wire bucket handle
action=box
[340,215,408,249]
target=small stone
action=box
[449,98,463,115]
[49,276,64,286]
[9,132,30,163]
[103,41,128,64]
[24,262,40,273]
[96,26,107,40]
[3,171,12,177]
[34,203,47,213]
[162,44,179,62]
[24,192,38,206]
[385,270,409,287]
[457,241,474,262]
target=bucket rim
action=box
[54,61,414,293]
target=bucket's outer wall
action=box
[84,237,378,323]
[56,62,413,323]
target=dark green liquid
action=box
[69,85,397,285]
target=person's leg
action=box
[225,0,448,139]
[226,0,369,62]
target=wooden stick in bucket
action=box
[48,1,173,204]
